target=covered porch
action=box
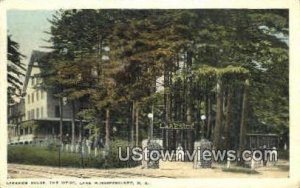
[8,118,87,145]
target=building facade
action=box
[8,50,76,145]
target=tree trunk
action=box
[150,105,154,139]
[135,105,139,146]
[131,101,135,147]
[186,50,193,125]
[79,119,84,168]
[239,79,249,155]
[196,98,201,140]
[59,97,63,143]
[71,100,76,146]
[224,88,232,149]
[164,64,170,148]
[206,95,211,139]
[206,95,212,139]
[105,108,110,150]
[78,119,82,142]
[214,79,223,149]
[164,66,170,125]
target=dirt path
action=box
[8,160,289,179]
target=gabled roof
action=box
[22,50,47,94]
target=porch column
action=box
[13,126,16,136]
[18,126,20,136]
[32,126,36,135]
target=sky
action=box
[7,10,55,66]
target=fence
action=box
[60,142,106,158]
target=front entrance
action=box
[160,127,195,153]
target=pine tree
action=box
[7,36,26,103]
[43,9,288,153]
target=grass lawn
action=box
[8,140,139,169]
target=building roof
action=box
[22,50,48,94]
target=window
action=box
[27,111,30,120]
[36,108,39,118]
[36,92,39,101]
[31,109,35,119]
[27,95,30,104]
[55,105,60,117]
[37,77,42,84]
[32,93,34,103]
[31,77,34,86]
[41,107,43,118]
[41,91,44,99]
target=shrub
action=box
[8,145,80,167]
[278,150,289,160]
[103,139,140,168]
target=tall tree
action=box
[43,9,288,152]
[7,36,26,103]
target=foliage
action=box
[105,139,140,168]
[39,9,289,151]
[8,145,81,167]
[7,36,26,103]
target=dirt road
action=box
[8,160,289,179]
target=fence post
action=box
[94,147,98,157]
[75,144,79,153]
[88,145,91,155]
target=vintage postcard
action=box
[1,0,299,187]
